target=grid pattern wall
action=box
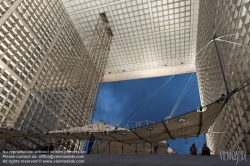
[196,0,250,154]
[61,0,199,74]
[0,0,112,152]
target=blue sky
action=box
[92,73,206,154]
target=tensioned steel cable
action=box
[214,1,246,154]
[213,76,250,153]
[169,73,196,118]
[109,0,219,130]
[233,78,250,93]
[166,0,215,118]
[213,32,250,153]
[115,65,185,129]
[105,96,154,126]
[169,73,195,117]
[217,39,250,48]
[172,74,197,117]
[107,0,242,131]
[108,11,214,129]
[166,39,214,151]
[108,70,193,126]
[217,33,244,39]
[167,37,213,119]
[211,5,246,147]
[105,70,194,125]
[92,116,101,121]
[214,93,250,153]
[94,109,102,121]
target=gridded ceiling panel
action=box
[61,0,199,76]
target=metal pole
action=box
[213,35,230,94]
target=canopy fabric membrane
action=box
[0,102,224,143]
